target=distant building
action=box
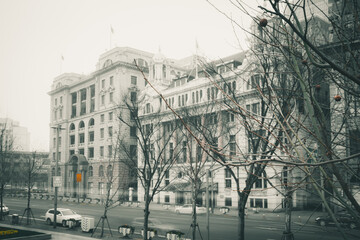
[48,47,152,200]
[0,118,30,151]
[8,151,50,192]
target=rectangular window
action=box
[80,88,86,101]
[130,108,138,120]
[108,126,113,137]
[98,182,104,195]
[88,147,94,158]
[130,145,137,157]
[55,98,57,106]
[108,145,112,157]
[71,92,77,104]
[255,172,267,189]
[229,135,236,156]
[88,182,93,194]
[101,79,105,89]
[225,169,232,188]
[131,92,137,102]
[70,135,75,145]
[90,85,95,97]
[130,126,136,137]
[165,195,170,203]
[100,128,104,139]
[60,96,63,104]
[252,103,260,115]
[101,114,105,123]
[100,146,104,157]
[131,76,137,85]
[89,131,94,142]
[79,133,85,143]
[78,149,84,155]
[169,142,174,159]
[109,92,114,102]
[182,141,187,163]
[90,99,95,113]
[109,112,113,121]
[110,76,113,86]
[101,95,105,105]
[225,198,232,207]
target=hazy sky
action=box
[0,0,261,151]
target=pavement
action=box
[0,201,322,240]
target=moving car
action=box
[175,204,207,215]
[0,204,9,215]
[315,213,358,229]
[131,217,179,235]
[45,208,82,227]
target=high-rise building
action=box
[0,118,30,151]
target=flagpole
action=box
[195,40,198,79]
[60,55,64,74]
[110,25,114,49]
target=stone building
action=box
[136,48,310,211]
[48,47,153,200]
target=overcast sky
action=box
[0,0,262,151]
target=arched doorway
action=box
[65,154,89,198]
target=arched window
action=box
[89,118,95,127]
[99,165,104,177]
[107,165,113,177]
[88,166,93,177]
[103,59,113,68]
[79,121,85,129]
[57,167,61,176]
[69,123,75,131]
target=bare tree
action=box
[91,126,136,238]
[116,91,181,240]
[0,122,14,221]
[19,152,47,225]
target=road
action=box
[2,197,360,240]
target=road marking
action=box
[256,226,280,231]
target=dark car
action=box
[315,213,358,229]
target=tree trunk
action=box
[192,181,198,240]
[26,186,31,225]
[237,193,246,240]
[0,184,4,221]
[143,186,150,240]
[283,190,294,240]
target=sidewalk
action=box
[0,222,97,240]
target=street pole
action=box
[206,169,210,240]
[53,125,60,228]
[211,172,214,214]
[51,125,64,228]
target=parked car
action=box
[0,204,9,215]
[315,213,358,229]
[45,208,82,227]
[175,204,207,215]
[131,217,179,235]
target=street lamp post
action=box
[52,125,64,228]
